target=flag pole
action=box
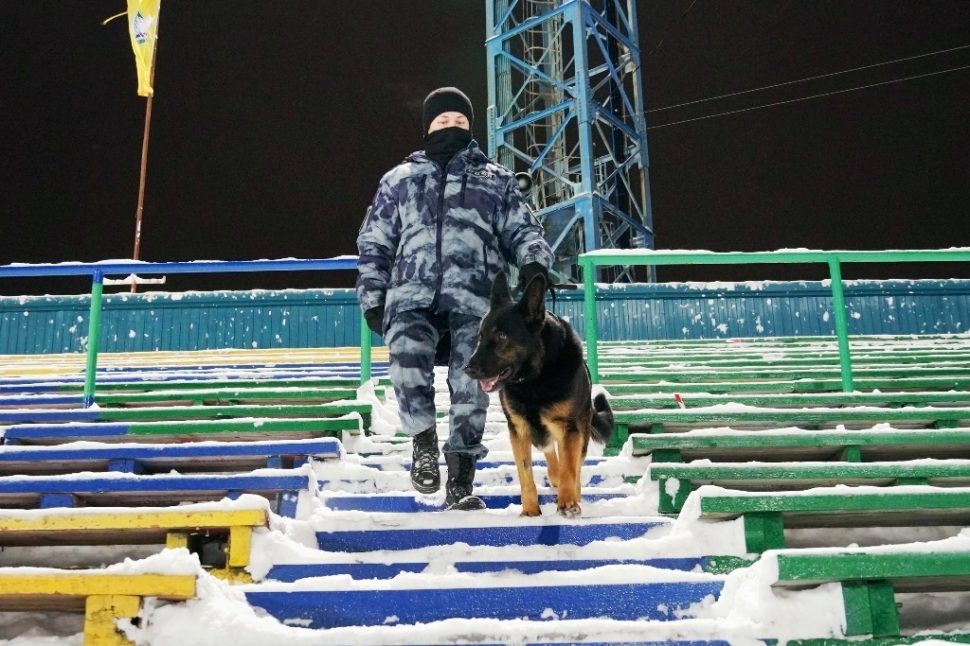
[130,13,159,294]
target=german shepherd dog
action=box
[465,272,614,518]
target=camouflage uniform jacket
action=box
[356,140,553,330]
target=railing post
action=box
[359,310,372,385]
[827,257,854,392]
[83,271,105,407]
[582,258,600,383]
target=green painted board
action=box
[790,634,970,646]
[631,429,970,457]
[650,461,970,483]
[96,387,372,405]
[615,406,970,426]
[96,402,370,422]
[647,461,970,513]
[603,376,970,394]
[699,489,970,520]
[601,366,970,383]
[610,391,970,410]
[775,551,970,591]
[599,353,970,368]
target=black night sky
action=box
[1,1,968,296]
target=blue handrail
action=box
[0,257,364,406]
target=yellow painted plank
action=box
[165,533,189,550]
[0,509,268,534]
[0,574,196,599]
[226,526,253,569]
[85,595,142,646]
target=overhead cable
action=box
[647,43,970,114]
[647,64,970,130]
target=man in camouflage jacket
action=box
[357,87,553,510]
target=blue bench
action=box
[0,471,311,517]
[0,438,342,475]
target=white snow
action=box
[2,335,970,644]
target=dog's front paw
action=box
[520,507,542,517]
[557,503,582,518]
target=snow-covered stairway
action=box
[5,336,970,643]
[237,334,970,644]
[240,438,735,629]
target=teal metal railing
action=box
[0,258,361,405]
[580,249,970,391]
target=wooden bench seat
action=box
[0,569,195,645]
[696,486,970,552]
[775,550,970,638]
[646,460,970,513]
[0,505,267,579]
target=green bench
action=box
[696,486,970,553]
[94,386,384,406]
[775,550,970,638]
[603,376,970,395]
[612,406,970,448]
[609,390,970,410]
[599,352,970,369]
[600,365,970,384]
[87,402,371,429]
[629,428,970,464]
[644,460,970,514]
[789,637,970,646]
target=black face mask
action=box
[424,127,472,170]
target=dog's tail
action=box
[590,392,614,444]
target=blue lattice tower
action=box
[486,0,655,282]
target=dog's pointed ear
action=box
[518,273,547,331]
[490,271,513,308]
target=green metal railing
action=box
[0,258,361,406]
[580,249,970,391]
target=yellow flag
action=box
[127,0,160,97]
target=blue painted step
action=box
[358,456,609,470]
[316,517,669,551]
[319,490,630,512]
[268,556,726,581]
[318,473,611,491]
[244,579,724,628]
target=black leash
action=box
[547,282,577,316]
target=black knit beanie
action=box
[422,87,474,134]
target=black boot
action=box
[410,427,440,494]
[444,453,486,511]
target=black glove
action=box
[516,262,548,292]
[364,305,384,335]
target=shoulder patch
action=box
[467,168,496,180]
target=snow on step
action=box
[313,451,643,493]
[318,485,636,513]
[312,512,671,551]
[243,564,726,628]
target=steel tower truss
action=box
[486,0,655,282]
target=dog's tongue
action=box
[479,376,499,393]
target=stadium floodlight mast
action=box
[486,0,655,283]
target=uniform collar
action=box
[407,139,488,168]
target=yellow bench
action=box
[0,507,267,582]
[0,571,195,646]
